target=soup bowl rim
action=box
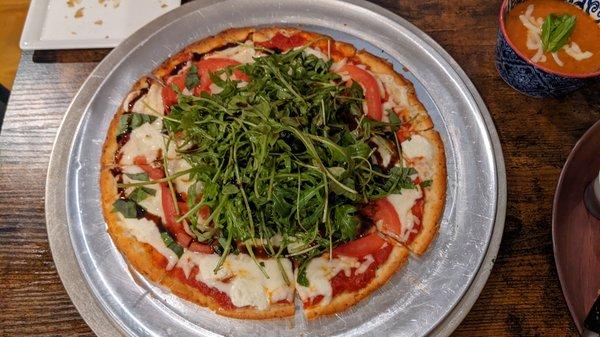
[499,0,600,79]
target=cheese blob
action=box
[120,217,179,270]
[176,252,294,310]
[386,187,423,242]
[295,255,374,306]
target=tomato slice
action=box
[161,74,186,108]
[368,194,425,245]
[198,205,211,219]
[177,201,189,215]
[194,58,249,95]
[133,156,193,247]
[339,64,383,121]
[133,156,164,180]
[396,122,413,142]
[188,241,214,254]
[332,232,386,259]
[255,32,307,51]
[370,198,402,237]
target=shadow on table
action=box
[33,49,112,63]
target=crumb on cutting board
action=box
[94,20,104,25]
[74,7,85,18]
[66,0,82,8]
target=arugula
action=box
[155,46,422,278]
[541,13,576,52]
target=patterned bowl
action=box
[496,0,600,98]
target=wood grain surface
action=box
[0,0,599,336]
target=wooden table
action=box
[1,0,598,335]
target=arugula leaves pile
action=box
[122,46,420,278]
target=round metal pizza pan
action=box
[45,0,506,336]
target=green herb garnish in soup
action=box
[541,13,576,52]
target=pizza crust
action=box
[407,129,446,255]
[303,245,409,319]
[100,26,446,320]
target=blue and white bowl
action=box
[496,0,600,98]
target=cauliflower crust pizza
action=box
[100,27,446,320]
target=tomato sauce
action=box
[505,0,600,74]
[406,197,424,245]
[255,32,307,52]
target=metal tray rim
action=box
[45,1,506,336]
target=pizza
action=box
[100,27,446,320]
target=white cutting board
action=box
[20,0,181,50]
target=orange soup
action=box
[505,0,600,74]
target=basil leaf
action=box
[542,13,576,52]
[112,199,140,219]
[161,232,184,257]
[421,179,433,188]
[541,14,554,51]
[124,172,149,181]
[117,115,130,136]
[118,113,157,137]
[185,64,199,90]
[548,15,576,52]
[129,187,156,203]
[130,113,157,129]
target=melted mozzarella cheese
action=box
[299,47,329,60]
[120,217,178,270]
[401,135,434,179]
[206,42,261,64]
[166,159,194,194]
[119,119,165,165]
[330,58,347,73]
[378,74,409,108]
[209,83,224,95]
[401,135,433,161]
[295,256,361,306]
[176,252,294,310]
[356,254,375,274]
[386,187,423,242]
[133,83,165,116]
